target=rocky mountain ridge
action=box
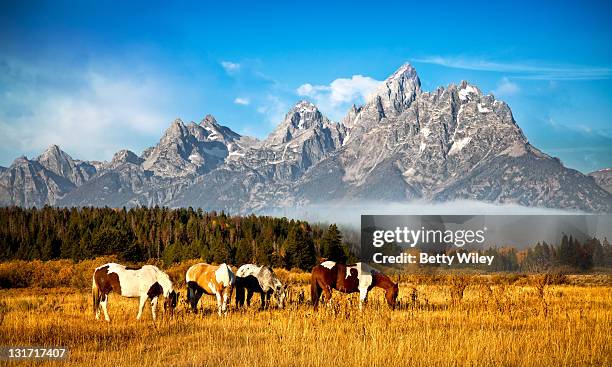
[1,63,610,213]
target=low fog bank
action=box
[263,200,610,249]
[263,200,581,229]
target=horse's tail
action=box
[92,274,100,316]
[310,272,321,310]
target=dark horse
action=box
[310,261,399,310]
[235,264,286,309]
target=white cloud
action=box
[0,62,175,164]
[493,77,520,96]
[233,97,250,105]
[256,95,288,127]
[296,75,381,120]
[221,61,240,74]
[414,55,612,80]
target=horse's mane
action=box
[155,268,174,295]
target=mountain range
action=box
[1,63,611,213]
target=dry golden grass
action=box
[0,274,611,367]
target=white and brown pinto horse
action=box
[92,263,178,322]
[310,261,399,310]
[235,264,286,309]
[186,263,235,316]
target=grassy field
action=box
[0,272,610,367]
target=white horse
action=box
[92,263,178,322]
[235,264,286,309]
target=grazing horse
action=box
[310,261,399,310]
[186,263,235,316]
[235,264,286,309]
[92,263,178,322]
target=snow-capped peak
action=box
[458,81,481,101]
[200,114,219,127]
[359,62,421,121]
[291,100,318,114]
[389,62,419,81]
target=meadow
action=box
[0,260,610,366]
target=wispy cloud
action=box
[414,55,612,80]
[233,97,250,105]
[493,77,520,97]
[0,59,176,164]
[221,61,240,74]
[256,95,289,127]
[297,75,381,121]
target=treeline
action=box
[449,234,612,272]
[0,206,353,270]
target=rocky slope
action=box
[1,63,611,213]
[589,169,612,193]
[0,145,96,207]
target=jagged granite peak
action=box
[264,100,329,146]
[142,116,241,178]
[199,114,241,143]
[0,155,76,207]
[201,114,218,126]
[342,104,362,130]
[292,67,611,212]
[220,100,346,185]
[348,63,422,132]
[37,144,74,173]
[369,63,421,113]
[35,144,94,186]
[589,168,612,193]
[111,149,144,166]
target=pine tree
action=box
[321,224,347,263]
[292,227,316,270]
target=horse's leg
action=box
[95,296,101,320]
[321,283,333,308]
[323,286,332,307]
[222,289,231,314]
[215,292,223,316]
[246,289,253,307]
[265,291,271,309]
[195,289,204,313]
[358,288,369,311]
[100,293,110,322]
[235,285,244,307]
[187,284,194,307]
[260,292,266,310]
[187,282,203,313]
[136,294,147,320]
[150,296,158,321]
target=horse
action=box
[235,264,286,309]
[92,263,178,322]
[186,263,235,316]
[310,261,399,310]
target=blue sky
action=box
[1,0,611,173]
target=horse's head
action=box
[385,282,399,310]
[164,290,179,315]
[275,284,287,309]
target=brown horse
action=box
[310,261,398,310]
